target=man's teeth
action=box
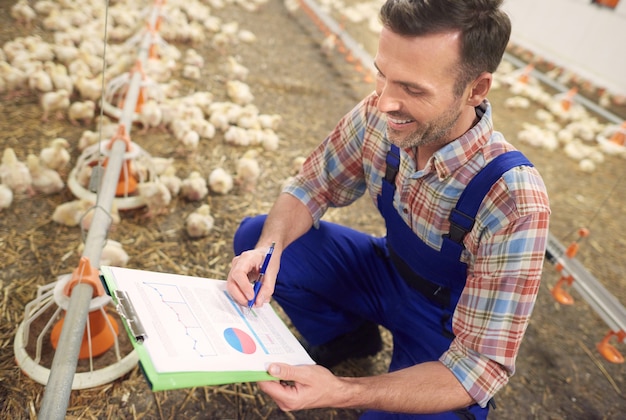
[389,117,413,124]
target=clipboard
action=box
[100,265,315,391]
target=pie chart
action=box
[223,327,256,354]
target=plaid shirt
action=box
[283,92,550,407]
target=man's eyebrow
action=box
[374,62,429,93]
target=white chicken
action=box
[10,0,37,27]
[0,147,32,195]
[208,167,234,195]
[185,204,215,238]
[180,171,208,201]
[79,239,129,267]
[137,181,172,217]
[26,154,64,195]
[52,199,93,227]
[225,56,249,80]
[0,184,13,210]
[40,138,71,172]
[235,149,261,192]
[226,80,254,105]
[100,239,130,267]
[68,100,96,126]
[159,165,182,196]
[41,89,70,121]
[138,99,163,132]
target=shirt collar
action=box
[429,100,493,180]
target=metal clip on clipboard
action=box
[114,290,148,342]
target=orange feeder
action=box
[608,121,626,146]
[517,63,534,84]
[50,257,119,359]
[102,125,139,197]
[550,228,589,305]
[560,87,578,112]
[597,330,625,364]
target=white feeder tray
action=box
[67,141,158,210]
[14,274,139,389]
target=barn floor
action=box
[1,0,625,419]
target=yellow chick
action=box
[26,154,64,195]
[180,171,208,201]
[185,204,215,238]
[137,181,172,217]
[68,100,96,126]
[0,184,13,210]
[0,147,32,195]
[52,199,93,227]
[235,149,261,192]
[40,89,70,121]
[40,138,71,172]
[208,167,234,195]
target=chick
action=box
[79,239,129,267]
[185,204,215,238]
[100,239,130,267]
[235,150,261,192]
[208,167,234,195]
[0,184,13,210]
[52,199,93,227]
[41,89,70,121]
[138,99,163,132]
[225,56,249,80]
[28,69,54,95]
[159,165,182,196]
[137,181,172,217]
[40,138,71,172]
[180,171,208,201]
[0,147,32,195]
[68,100,96,126]
[26,154,64,195]
[10,0,37,27]
[226,80,254,105]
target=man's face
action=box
[374,28,473,151]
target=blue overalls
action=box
[233,144,532,419]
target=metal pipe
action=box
[38,4,162,415]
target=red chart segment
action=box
[223,327,256,354]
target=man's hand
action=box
[258,363,350,411]
[226,246,279,308]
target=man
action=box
[226,0,550,418]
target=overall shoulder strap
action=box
[446,151,534,245]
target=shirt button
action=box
[403,208,409,214]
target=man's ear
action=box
[467,72,492,106]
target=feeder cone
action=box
[103,125,139,196]
[561,87,578,111]
[50,309,119,359]
[517,64,534,84]
[609,121,626,146]
[51,256,119,358]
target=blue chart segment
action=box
[224,327,256,354]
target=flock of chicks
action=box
[1,0,310,267]
[493,60,626,173]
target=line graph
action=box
[144,282,218,358]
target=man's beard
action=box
[386,103,463,150]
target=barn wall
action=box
[503,0,626,95]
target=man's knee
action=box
[233,215,267,255]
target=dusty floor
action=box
[1,0,625,419]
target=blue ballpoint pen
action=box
[247,242,275,310]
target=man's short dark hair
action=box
[379,0,511,96]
